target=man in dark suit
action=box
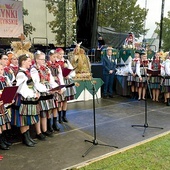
[102,47,116,98]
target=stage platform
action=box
[1,96,170,170]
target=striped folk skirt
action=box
[11,94,39,127]
[135,76,147,88]
[127,74,135,86]
[161,77,170,93]
[0,106,11,130]
[38,93,56,117]
[149,76,161,89]
[64,78,76,101]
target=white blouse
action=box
[164,59,170,76]
[16,68,36,99]
[30,65,59,93]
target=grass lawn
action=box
[77,133,170,170]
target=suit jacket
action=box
[102,55,116,75]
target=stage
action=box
[1,96,170,169]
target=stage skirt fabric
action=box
[149,76,161,89]
[11,94,39,127]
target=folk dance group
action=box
[0,48,76,159]
[127,51,170,105]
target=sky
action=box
[137,0,170,39]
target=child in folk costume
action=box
[46,50,66,131]
[13,54,40,147]
[127,51,140,99]
[55,48,76,123]
[30,51,59,137]
[149,52,161,102]
[7,52,19,77]
[0,62,12,150]
[0,53,15,85]
[136,52,150,100]
[161,52,170,105]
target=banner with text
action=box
[0,0,23,38]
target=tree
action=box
[155,11,170,51]
[23,8,36,38]
[46,0,76,46]
[98,0,148,38]
[46,0,147,46]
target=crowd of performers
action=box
[127,50,170,105]
[0,48,76,160]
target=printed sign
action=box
[0,0,23,38]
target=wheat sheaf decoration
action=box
[11,41,33,59]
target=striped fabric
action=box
[0,109,11,126]
[39,97,56,111]
[64,78,76,101]
[149,76,161,89]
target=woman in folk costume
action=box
[46,50,66,131]
[149,52,161,102]
[55,48,76,123]
[136,52,150,100]
[161,52,170,106]
[14,54,40,147]
[127,51,140,99]
[30,51,59,137]
[0,57,12,150]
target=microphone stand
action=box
[131,59,163,137]
[82,81,118,157]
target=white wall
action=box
[23,0,56,45]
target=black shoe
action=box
[62,117,68,123]
[0,141,9,150]
[26,130,37,144]
[2,131,12,146]
[47,118,54,132]
[58,119,63,124]
[2,140,12,147]
[52,124,60,131]
[42,131,53,137]
[0,134,10,150]
[53,117,60,131]
[22,132,35,147]
[58,111,63,124]
[36,133,46,141]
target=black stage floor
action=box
[1,96,170,170]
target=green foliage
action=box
[46,0,66,45]
[155,11,170,51]
[46,0,148,45]
[23,8,36,37]
[46,0,76,46]
[98,0,148,38]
